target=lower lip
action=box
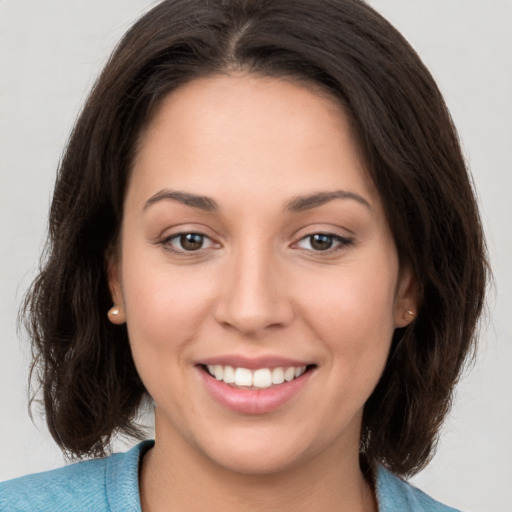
[198,367,313,415]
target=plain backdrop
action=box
[1,2,511,511]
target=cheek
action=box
[120,255,215,362]
[298,257,398,375]
[304,262,397,332]
[120,260,217,411]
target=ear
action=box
[106,248,126,325]
[394,266,419,328]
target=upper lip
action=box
[197,355,313,370]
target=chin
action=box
[203,443,308,476]
[189,420,341,477]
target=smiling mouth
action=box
[201,364,315,390]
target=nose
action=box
[214,245,294,337]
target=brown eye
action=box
[295,233,353,253]
[309,234,334,251]
[160,231,220,256]
[179,233,204,251]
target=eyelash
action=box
[159,232,218,256]
[294,233,354,253]
[158,231,353,257]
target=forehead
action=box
[129,73,379,210]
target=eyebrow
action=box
[144,190,218,211]
[285,190,371,212]
[143,188,371,213]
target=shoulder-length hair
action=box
[24,0,487,476]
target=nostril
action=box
[214,292,295,335]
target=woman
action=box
[0,1,487,511]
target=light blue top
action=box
[0,441,460,511]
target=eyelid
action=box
[158,229,222,256]
[291,230,354,254]
[155,225,354,257]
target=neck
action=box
[140,414,377,512]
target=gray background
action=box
[1,2,511,511]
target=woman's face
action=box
[109,73,416,474]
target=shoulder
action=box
[0,456,110,512]
[375,465,462,512]
[0,441,153,512]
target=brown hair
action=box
[24,0,487,476]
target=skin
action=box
[108,73,416,512]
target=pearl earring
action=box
[109,306,120,317]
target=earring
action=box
[109,305,120,317]
[406,310,415,318]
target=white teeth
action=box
[253,368,272,388]
[214,365,224,380]
[284,367,295,382]
[234,367,253,387]
[223,365,235,384]
[206,364,309,388]
[294,366,306,378]
[271,367,284,385]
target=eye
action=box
[296,233,352,252]
[162,232,215,253]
